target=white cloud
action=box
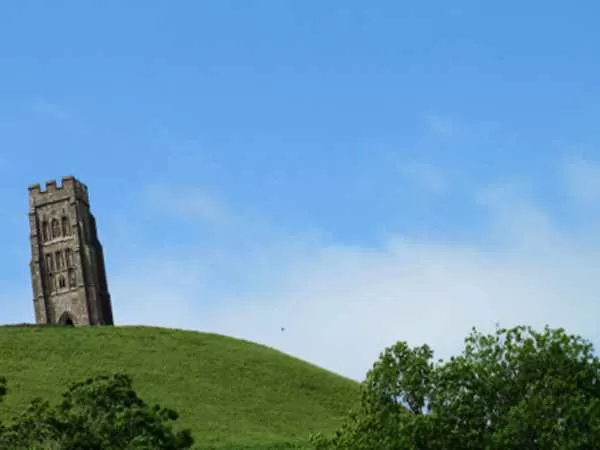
[399,162,447,194]
[110,181,600,382]
[30,100,72,122]
[142,185,230,224]
[475,182,559,249]
[423,114,457,138]
[564,157,600,204]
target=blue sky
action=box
[2,1,600,380]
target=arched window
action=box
[58,276,66,289]
[55,251,61,270]
[66,249,73,268]
[48,273,54,291]
[46,254,54,272]
[51,219,60,239]
[61,216,70,236]
[42,221,49,241]
[68,269,76,287]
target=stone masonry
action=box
[28,176,114,326]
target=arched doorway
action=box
[58,312,75,326]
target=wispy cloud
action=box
[475,182,558,249]
[563,157,600,204]
[30,100,73,122]
[109,174,600,381]
[142,185,231,224]
[423,114,457,138]
[399,162,447,194]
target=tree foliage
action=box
[312,325,600,449]
[0,373,194,449]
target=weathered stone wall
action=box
[28,176,114,326]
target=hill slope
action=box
[0,325,359,449]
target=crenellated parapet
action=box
[28,176,89,210]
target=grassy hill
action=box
[0,325,359,449]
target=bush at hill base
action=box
[0,372,193,449]
[311,325,600,450]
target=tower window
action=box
[42,221,49,241]
[48,274,54,291]
[68,269,76,287]
[58,276,66,289]
[55,251,65,270]
[66,249,73,268]
[51,219,60,239]
[46,254,54,272]
[61,216,70,236]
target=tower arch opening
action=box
[58,312,75,326]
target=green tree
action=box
[312,325,600,449]
[0,373,194,449]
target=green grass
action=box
[0,325,359,449]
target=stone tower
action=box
[28,176,114,326]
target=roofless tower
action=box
[28,176,113,326]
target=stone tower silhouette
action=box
[28,176,114,326]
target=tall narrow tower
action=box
[28,176,114,326]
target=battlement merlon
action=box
[28,176,90,210]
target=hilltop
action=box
[0,325,359,449]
